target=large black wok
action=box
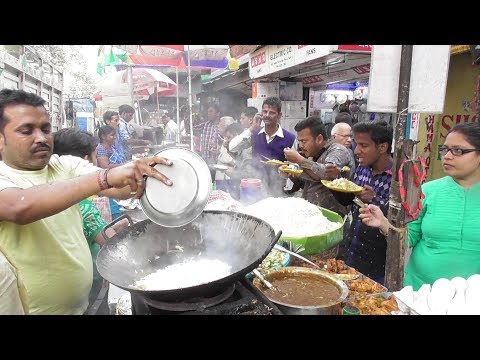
[96,211,281,302]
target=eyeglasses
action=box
[334,134,352,139]
[439,146,480,156]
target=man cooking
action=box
[0,89,173,315]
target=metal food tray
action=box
[343,291,401,315]
[391,294,420,315]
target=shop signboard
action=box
[336,45,372,53]
[416,53,480,181]
[408,45,450,113]
[249,45,335,79]
[406,113,420,141]
[295,45,332,65]
[302,75,324,86]
[368,45,450,114]
[302,63,370,87]
[268,45,295,73]
[367,45,402,113]
[249,47,270,79]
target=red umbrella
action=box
[98,67,177,100]
[111,45,236,149]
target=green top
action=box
[79,199,107,266]
[405,176,480,290]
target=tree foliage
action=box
[29,45,97,99]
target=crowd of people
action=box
[0,88,479,315]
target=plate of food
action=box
[279,164,303,176]
[261,159,288,166]
[321,178,363,193]
[213,164,229,171]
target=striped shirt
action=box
[339,164,393,284]
[200,120,222,164]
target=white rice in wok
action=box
[132,258,232,290]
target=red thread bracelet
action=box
[97,170,107,191]
[398,156,427,219]
[103,168,112,189]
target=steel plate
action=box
[140,147,211,227]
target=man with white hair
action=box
[331,122,356,174]
[218,116,236,137]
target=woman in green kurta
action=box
[359,122,480,290]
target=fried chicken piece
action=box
[325,258,338,273]
[371,282,387,293]
[381,297,399,312]
[348,280,374,293]
[368,307,391,315]
[347,295,399,315]
[335,259,348,272]
[347,276,387,294]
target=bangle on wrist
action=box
[97,170,107,191]
[103,168,112,189]
[97,169,113,191]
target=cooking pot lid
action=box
[140,147,211,227]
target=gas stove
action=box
[87,279,283,315]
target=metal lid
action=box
[140,147,211,227]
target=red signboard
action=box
[337,45,372,53]
[352,64,371,74]
[250,51,267,68]
[302,75,324,85]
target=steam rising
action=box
[96,211,276,290]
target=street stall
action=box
[90,46,480,316]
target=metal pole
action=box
[384,45,413,291]
[187,45,194,152]
[137,100,143,126]
[176,67,180,144]
[155,86,160,115]
[127,65,134,107]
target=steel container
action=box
[253,266,349,315]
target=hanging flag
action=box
[97,46,130,75]
[96,46,106,75]
[106,48,116,65]
[21,54,27,69]
[227,51,239,71]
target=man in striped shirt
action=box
[336,120,393,285]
